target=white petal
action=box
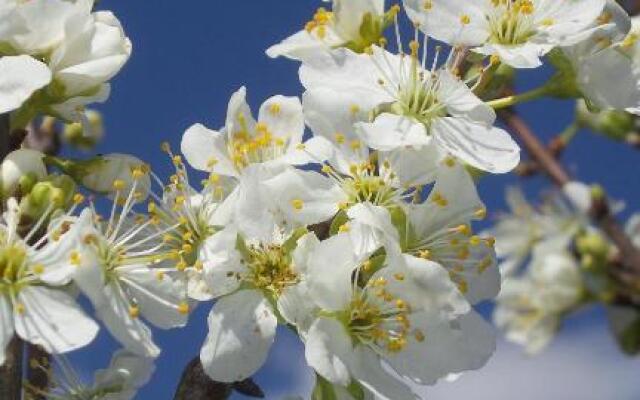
[14,286,98,354]
[475,43,550,69]
[307,234,360,311]
[266,29,343,60]
[351,347,417,400]
[386,310,495,385]
[299,48,394,109]
[433,116,520,173]
[119,266,188,329]
[347,202,400,258]
[258,95,304,152]
[263,168,346,228]
[225,86,257,140]
[305,317,353,387]
[0,55,51,113]
[200,226,245,298]
[404,0,490,46]
[437,70,496,124]
[181,123,238,177]
[0,295,15,366]
[356,114,431,151]
[277,282,317,334]
[200,290,277,382]
[380,143,441,187]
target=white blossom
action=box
[404,0,607,68]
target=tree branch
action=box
[173,357,232,400]
[499,109,640,275]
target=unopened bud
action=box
[576,100,634,141]
[0,149,47,197]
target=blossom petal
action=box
[356,113,431,151]
[200,290,277,382]
[181,123,238,177]
[403,0,490,46]
[14,286,98,354]
[432,116,520,173]
[0,55,51,113]
[305,317,353,387]
[0,295,15,366]
[307,234,359,311]
[263,168,346,228]
[351,347,417,400]
[258,95,304,152]
[200,226,245,299]
[119,266,188,330]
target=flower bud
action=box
[19,175,76,221]
[576,232,610,260]
[576,100,635,141]
[63,109,104,150]
[77,154,151,202]
[0,149,47,197]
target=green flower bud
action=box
[63,109,104,150]
[0,149,47,198]
[576,100,635,141]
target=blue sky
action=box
[62,1,640,399]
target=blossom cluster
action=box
[2,0,640,398]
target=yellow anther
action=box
[457,280,469,294]
[182,244,193,254]
[334,132,346,144]
[409,40,420,57]
[349,104,360,115]
[172,155,183,166]
[321,164,333,174]
[423,0,433,10]
[15,303,25,314]
[206,158,218,168]
[350,140,361,151]
[132,167,145,180]
[474,207,487,219]
[178,301,190,315]
[469,235,482,246]
[129,305,140,319]
[176,260,187,272]
[460,14,471,25]
[485,237,496,248]
[444,157,456,167]
[161,142,171,153]
[362,260,372,272]
[296,143,306,151]
[478,258,493,274]
[70,251,81,266]
[174,196,185,206]
[255,122,268,133]
[32,264,44,275]
[72,193,85,205]
[393,273,405,281]
[457,247,470,260]
[338,223,350,233]
[489,55,501,65]
[209,174,220,185]
[453,224,471,236]
[379,37,388,47]
[414,329,426,342]
[389,4,401,15]
[373,277,387,287]
[156,271,165,281]
[269,103,281,115]
[194,260,204,271]
[541,18,554,27]
[113,180,126,191]
[291,199,304,211]
[418,249,431,259]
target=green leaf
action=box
[312,374,338,400]
[282,227,309,254]
[329,210,349,235]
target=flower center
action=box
[228,118,287,171]
[344,277,422,353]
[338,162,407,209]
[487,0,536,45]
[244,244,299,296]
[0,244,28,286]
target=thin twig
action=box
[499,109,640,275]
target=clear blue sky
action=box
[64,1,640,399]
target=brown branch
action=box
[499,109,640,275]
